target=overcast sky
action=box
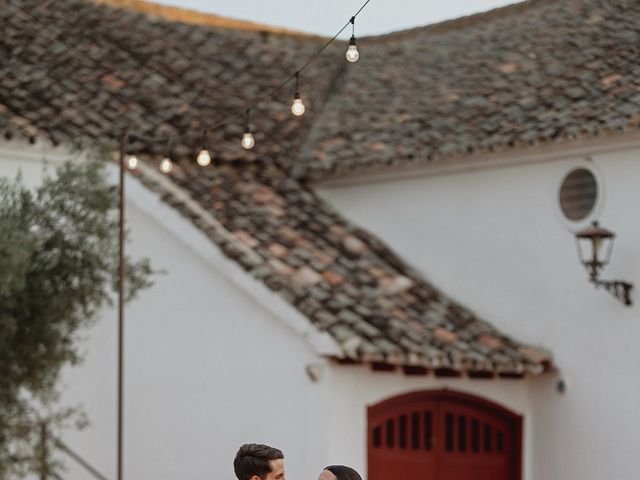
[153,0,522,37]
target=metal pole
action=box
[117,130,128,480]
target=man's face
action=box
[263,458,285,480]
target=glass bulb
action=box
[160,157,173,173]
[196,149,211,166]
[346,44,359,63]
[291,97,306,116]
[593,237,602,261]
[126,155,138,169]
[241,132,255,150]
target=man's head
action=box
[234,443,285,480]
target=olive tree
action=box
[0,158,153,477]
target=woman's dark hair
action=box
[234,443,284,480]
[325,465,363,480]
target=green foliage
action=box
[0,159,153,478]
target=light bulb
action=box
[241,132,255,150]
[160,157,173,173]
[346,36,359,63]
[291,93,306,116]
[126,155,138,169]
[196,149,211,166]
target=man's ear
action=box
[250,476,262,480]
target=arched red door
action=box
[367,390,522,480]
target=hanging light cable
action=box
[346,16,360,63]
[291,72,306,116]
[125,0,374,155]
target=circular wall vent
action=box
[559,167,598,221]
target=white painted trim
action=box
[315,132,640,188]
[552,157,607,233]
[0,139,341,357]
[0,138,82,163]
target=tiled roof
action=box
[297,0,640,180]
[0,0,552,375]
[134,160,550,375]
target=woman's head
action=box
[319,466,363,480]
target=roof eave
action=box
[312,130,640,189]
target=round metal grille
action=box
[559,168,598,221]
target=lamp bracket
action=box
[591,278,634,307]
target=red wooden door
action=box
[368,390,522,480]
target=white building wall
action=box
[0,143,333,480]
[325,365,532,479]
[317,146,640,480]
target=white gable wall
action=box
[0,143,334,480]
[317,144,640,480]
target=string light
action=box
[196,148,211,166]
[160,157,173,173]
[346,17,360,63]
[291,72,306,116]
[196,130,212,166]
[241,109,255,150]
[291,94,305,116]
[241,132,255,149]
[126,155,138,169]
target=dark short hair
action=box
[234,443,284,480]
[325,465,363,480]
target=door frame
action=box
[367,389,523,480]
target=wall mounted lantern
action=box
[575,221,633,306]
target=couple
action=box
[234,443,361,480]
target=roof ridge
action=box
[92,0,327,40]
[93,0,553,44]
